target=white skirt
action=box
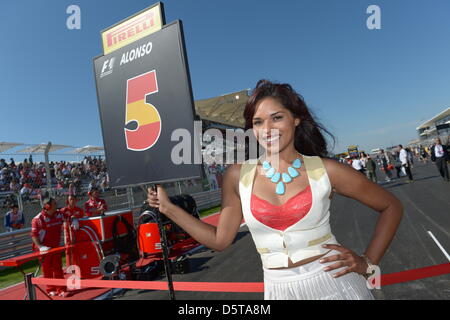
[263,249,375,300]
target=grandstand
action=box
[413,107,450,147]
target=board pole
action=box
[152,184,176,300]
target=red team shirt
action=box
[31,210,64,251]
[60,206,85,248]
[84,198,108,217]
[60,206,85,220]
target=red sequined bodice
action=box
[250,185,312,231]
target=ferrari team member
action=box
[61,195,85,222]
[31,197,67,297]
[84,187,108,217]
[60,195,84,264]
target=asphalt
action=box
[112,160,450,300]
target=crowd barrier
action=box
[0,229,33,261]
[0,188,222,262]
[29,262,450,297]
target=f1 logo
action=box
[124,70,162,151]
[100,57,115,78]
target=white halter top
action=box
[239,154,339,268]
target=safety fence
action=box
[28,262,450,298]
[0,229,32,261]
[0,176,213,232]
[0,188,222,262]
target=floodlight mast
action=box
[44,142,52,197]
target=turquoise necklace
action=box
[261,156,302,195]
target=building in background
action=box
[194,90,250,189]
[195,89,250,164]
[415,107,450,147]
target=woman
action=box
[147,80,403,300]
[60,195,84,267]
[61,195,85,221]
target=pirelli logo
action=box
[101,4,163,55]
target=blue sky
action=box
[1,0,450,162]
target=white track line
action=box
[427,231,450,262]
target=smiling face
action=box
[251,97,300,154]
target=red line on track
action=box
[32,262,450,293]
[380,262,450,286]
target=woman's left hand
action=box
[319,244,368,278]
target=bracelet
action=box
[361,254,376,279]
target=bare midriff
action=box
[269,251,332,270]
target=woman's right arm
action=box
[148,164,243,252]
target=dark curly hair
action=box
[244,80,335,157]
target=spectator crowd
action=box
[0,156,109,200]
